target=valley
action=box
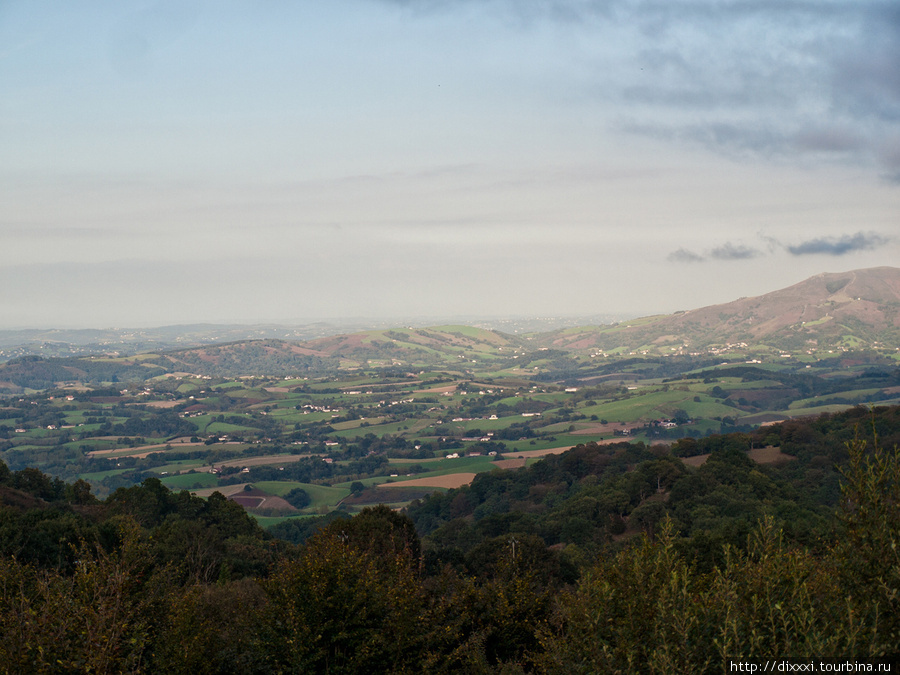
[2,342,898,523]
[2,267,899,523]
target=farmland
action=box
[2,343,899,528]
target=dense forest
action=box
[0,405,898,673]
[402,405,900,570]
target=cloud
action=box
[829,4,900,119]
[667,248,705,263]
[792,127,866,154]
[786,231,890,256]
[613,2,899,177]
[673,232,892,262]
[374,1,900,179]
[669,241,765,263]
[377,0,613,21]
[758,233,781,254]
[709,243,762,260]
[876,136,900,182]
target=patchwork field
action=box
[2,342,897,520]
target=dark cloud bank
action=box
[669,231,891,263]
[786,232,891,256]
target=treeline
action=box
[682,364,900,406]
[0,355,167,390]
[0,408,898,672]
[218,452,393,487]
[533,355,726,384]
[0,466,280,577]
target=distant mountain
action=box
[539,267,900,356]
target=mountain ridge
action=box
[541,266,900,356]
[1,267,898,389]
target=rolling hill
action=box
[301,326,520,366]
[1,267,898,390]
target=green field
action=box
[160,472,220,490]
[253,481,350,511]
[3,341,898,512]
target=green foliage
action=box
[266,510,350,545]
[541,519,715,673]
[104,478,279,582]
[420,553,555,673]
[318,504,422,564]
[10,467,66,501]
[0,410,898,671]
[710,519,876,662]
[0,507,99,571]
[542,518,880,673]
[411,407,900,565]
[283,486,311,509]
[264,526,424,674]
[0,521,169,674]
[836,437,900,655]
[152,579,269,674]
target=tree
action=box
[265,525,424,673]
[65,478,96,505]
[284,487,311,509]
[319,504,421,564]
[0,520,170,673]
[11,468,64,502]
[544,515,882,674]
[672,409,690,425]
[152,579,268,673]
[835,437,900,655]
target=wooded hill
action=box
[1,404,898,672]
[403,405,900,569]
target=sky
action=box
[1,0,898,329]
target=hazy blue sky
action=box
[1,0,898,328]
